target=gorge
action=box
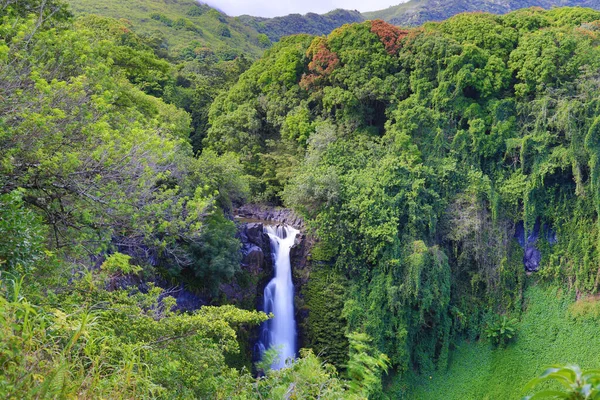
[4,1,600,398]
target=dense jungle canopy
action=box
[2,0,600,398]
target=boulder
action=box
[514,219,557,273]
[524,246,542,272]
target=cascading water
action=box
[257,224,299,369]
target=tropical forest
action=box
[2,0,600,398]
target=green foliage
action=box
[364,0,600,27]
[256,348,358,399]
[0,273,269,399]
[303,266,349,368]
[257,33,271,48]
[239,9,364,43]
[0,192,46,274]
[74,15,173,96]
[6,1,600,397]
[210,7,600,391]
[218,24,231,37]
[346,332,391,398]
[523,365,600,400]
[65,0,266,59]
[205,34,313,201]
[186,210,241,293]
[484,315,519,347]
[399,286,600,399]
[1,0,72,23]
[0,2,230,278]
[194,149,250,211]
[101,252,142,275]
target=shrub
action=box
[523,364,600,399]
[218,24,231,38]
[0,192,46,274]
[485,315,518,347]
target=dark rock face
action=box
[524,246,542,272]
[514,219,556,272]
[240,222,273,278]
[241,223,273,276]
[289,230,314,351]
[290,231,312,285]
[163,284,208,311]
[235,204,304,229]
[220,222,274,305]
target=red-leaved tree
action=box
[370,19,409,55]
[300,37,340,90]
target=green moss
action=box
[302,264,349,368]
[393,285,600,399]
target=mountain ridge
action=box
[237,8,365,42]
[64,0,600,60]
[364,0,600,26]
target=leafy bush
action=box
[187,210,241,292]
[218,24,231,37]
[0,272,269,399]
[485,315,519,347]
[0,192,46,274]
[150,12,173,27]
[523,365,600,400]
[101,252,142,275]
[257,33,271,48]
[346,332,391,398]
[255,348,356,399]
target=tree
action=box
[346,332,390,398]
[0,192,46,274]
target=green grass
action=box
[392,284,600,399]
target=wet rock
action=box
[239,222,273,275]
[242,245,264,272]
[167,285,208,312]
[235,204,304,229]
[290,231,312,283]
[219,222,276,307]
[230,206,314,361]
[514,219,557,272]
[524,246,542,272]
[244,222,269,249]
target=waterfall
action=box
[258,224,299,370]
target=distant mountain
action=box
[65,0,600,61]
[238,9,364,42]
[364,0,600,26]
[65,0,363,58]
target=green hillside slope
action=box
[398,285,600,399]
[364,0,600,26]
[238,9,364,42]
[206,7,600,397]
[65,0,268,58]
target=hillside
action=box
[4,1,600,399]
[206,6,600,396]
[65,0,270,58]
[63,0,600,58]
[364,0,600,26]
[238,9,365,42]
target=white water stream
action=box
[258,225,298,369]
